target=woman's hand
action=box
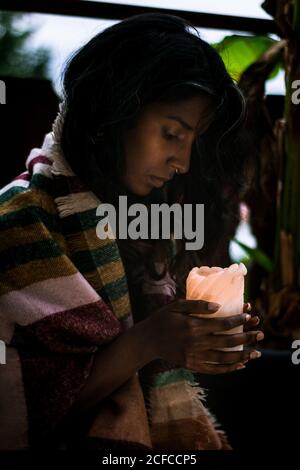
[146,299,264,374]
[243,302,262,331]
[72,299,263,413]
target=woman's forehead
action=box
[140,95,215,131]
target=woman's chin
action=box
[128,183,153,197]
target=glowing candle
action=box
[186,263,247,352]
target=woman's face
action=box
[121,94,213,196]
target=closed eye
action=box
[163,129,180,141]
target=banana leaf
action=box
[213,35,281,81]
[232,238,274,273]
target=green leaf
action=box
[232,238,274,273]
[0,11,51,79]
[212,35,281,81]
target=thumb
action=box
[171,299,221,315]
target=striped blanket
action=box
[0,123,230,450]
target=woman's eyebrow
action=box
[165,115,194,131]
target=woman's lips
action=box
[150,175,171,187]
[150,176,165,188]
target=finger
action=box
[172,299,221,315]
[196,348,261,365]
[243,303,252,313]
[191,362,247,375]
[244,316,260,331]
[200,330,264,349]
[247,316,260,325]
[190,313,251,334]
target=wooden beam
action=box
[0,0,278,34]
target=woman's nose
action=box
[173,143,192,174]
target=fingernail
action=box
[257,332,264,341]
[236,364,245,370]
[245,314,251,321]
[250,350,262,359]
[245,303,252,312]
[208,302,221,311]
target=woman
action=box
[0,13,263,451]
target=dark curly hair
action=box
[60,12,251,296]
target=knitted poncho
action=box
[0,124,230,450]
